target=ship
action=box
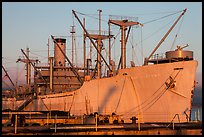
[2,8,198,124]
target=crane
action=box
[144,8,187,65]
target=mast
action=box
[16,48,33,92]
[97,9,102,78]
[121,25,126,69]
[70,26,75,66]
[108,21,111,68]
[90,41,92,68]
[47,38,50,64]
[72,10,112,73]
[18,48,43,94]
[49,57,54,93]
[26,48,31,92]
[109,18,142,69]
[144,8,187,65]
[83,18,86,76]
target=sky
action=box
[2,2,202,88]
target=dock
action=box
[2,122,202,135]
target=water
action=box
[191,86,202,121]
[191,106,202,121]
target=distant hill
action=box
[192,86,202,107]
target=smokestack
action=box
[54,38,66,67]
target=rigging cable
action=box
[72,11,76,28]
[111,29,121,49]
[141,26,144,64]
[137,17,175,46]
[2,81,15,92]
[129,27,140,66]
[75,11,108,23]
[29,51,46,59]
[142,70,181,112]
[75,10,182,25]
[120,69,181,116]
[16,62,19,87]
[74,10,181,67]
[170,15,185,50]
[142,10,182,25]
[131,27,134,62]
[68,92,76,112]
[114,76,127,113]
